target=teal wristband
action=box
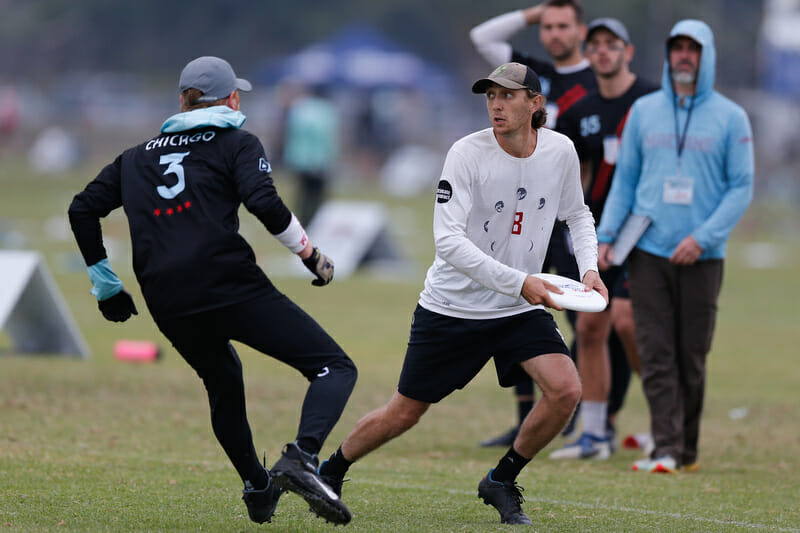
[87,258,123,301]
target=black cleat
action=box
[271,442,352,525]
[479,426,519,447]
[478,469,533,525]
[242,469,283,524]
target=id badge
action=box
[663,176,694,205]
[603,135,620,164]
[545,103,559,129]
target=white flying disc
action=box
[532,273,607,313]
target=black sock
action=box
[246,466,269,490]
[517,400,534,426]
[491,447,531,483]
[319,446,353,478]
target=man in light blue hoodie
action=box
[596,20,754,473]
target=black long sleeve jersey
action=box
[555,78,659,222]
[69,126,292,320]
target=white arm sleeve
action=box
[274,213,309,253]
[558,144,599,279]
[434,148,528,298]
[469,10,526,67]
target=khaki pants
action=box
[628,249,723,466]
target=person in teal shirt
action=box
[596,19,754,474]
[283,85,339,225]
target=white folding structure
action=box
[302,200,403,279]
[0,250,90,357]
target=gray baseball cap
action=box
[179,56,252,102]
[472,62,542,94]
[586,17,631,44]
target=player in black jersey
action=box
[68,57,356,525]
[471,0,598,447]
[549,19,659,460]
[471,0,597,128]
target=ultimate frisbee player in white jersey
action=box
[318,63,606,526]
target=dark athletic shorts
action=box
[601,265,631,300]
[397,305,570,403]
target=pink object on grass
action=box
[113,340,160,362]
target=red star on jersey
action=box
[154,201,192,218]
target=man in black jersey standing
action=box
[471,0,598,446]
[549,19,658,460]
[68,56,356,526]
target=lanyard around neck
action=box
[672,94,695,165]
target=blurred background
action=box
[1,0,798,276]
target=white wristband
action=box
[275,213,309,253]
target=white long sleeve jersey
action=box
[418,127,598,319]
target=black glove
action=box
[302,247,334,287]
[98,289,139,322]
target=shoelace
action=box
[321,475,348,493]
[504,481,526,506]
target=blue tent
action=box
[254,26,454,91]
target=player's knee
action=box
[555,379,582,415]
[309,353,358,387]
[343,355,358,380]
[576,315,606,344]
[384,398,427,434]
[613,316,635,341]
[330,354,358,383]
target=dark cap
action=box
[179,56,252,102]
[586,17,631,44]
[472,62,542,94]
[667,33,702,49]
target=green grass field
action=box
[1,158,799,532]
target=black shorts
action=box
[601,265,630,300]
[397,305,570,403]
[155,290,348,382]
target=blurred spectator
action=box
[597,20,754,474]
[0,86,20,153]
[283,84,339,225]
[28,126,82,174]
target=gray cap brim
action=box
[235,78,252,92]
[471,77,527,94]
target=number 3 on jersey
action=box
[157,152,190,199]
[512,212,523,235]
